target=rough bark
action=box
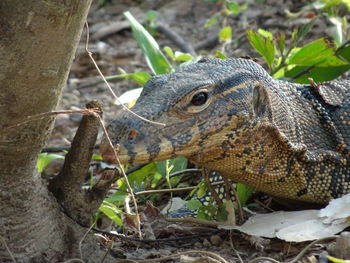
[0,1,113,262]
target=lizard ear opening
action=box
[252,82,308,155]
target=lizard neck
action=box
[188,124,317,202]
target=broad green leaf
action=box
[257,28,273,40]
[37,153,64,173]
[174,51,193,62]
[285,65,350,84]
[163,46,175,60]
[287,38,343,66]
[186,199,202,210]
[215,50,229,59]
[247,29,275,68]
[99,201,123,226]
[119,162,158,192]
[124,11,173,75]
[236,183,254,205]
[219,26,232,42]
[151,172,163,188]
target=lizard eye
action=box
[191,92,208,106]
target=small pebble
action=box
[210,235,223,246]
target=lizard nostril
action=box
[128,129,138,142]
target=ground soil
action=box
[47,0,349,262]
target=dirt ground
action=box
[48,0,349,262]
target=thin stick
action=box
[229,231,244,263]
[247,257,281,263]
[63,259,85,263]
[166,216,222,227]
[135,181,225,196]
[130,250,229,263]
[97,116,142,239]
[3,108,99,130]
[94,228,221,243]
[84,21,165,127]
[289,236,338,263]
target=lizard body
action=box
[100,58,350,203]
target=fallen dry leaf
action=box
[221,193,350,242]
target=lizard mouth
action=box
[100,139,176,165]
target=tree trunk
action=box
[0,1,113,262]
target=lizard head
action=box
[100,58,272,165]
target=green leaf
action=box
[197,204,217,220]
[247,29,275,69]
[288,38,347,67]
[107,71,151,85]
[99,201,123,226]
[225,1,240,14]
[197,181,208,198]
[174,51,193,62]
[186,199,202,210]
[119,162,158,192]
[216,203,229,221]
[215,50,229,59]
[124,11,173,75]
[37,153,64,173]
[336,44,350,63]
[163,46,175,60]
[105,192,128,203]
[128,72,152,85]
[236,183,254,205]
[92,154,103,161]
[204,14,220,27]
[285,64,350,84]
[327,255,350,263]
[257,28,273,40]
[219,26,232,42]
[156,157,188,177]
[146,10,157,25]
[293,19,315,44]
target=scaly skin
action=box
[100,58,350,204]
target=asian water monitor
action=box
[100,58,350,204]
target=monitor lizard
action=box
[100,58,350,204]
